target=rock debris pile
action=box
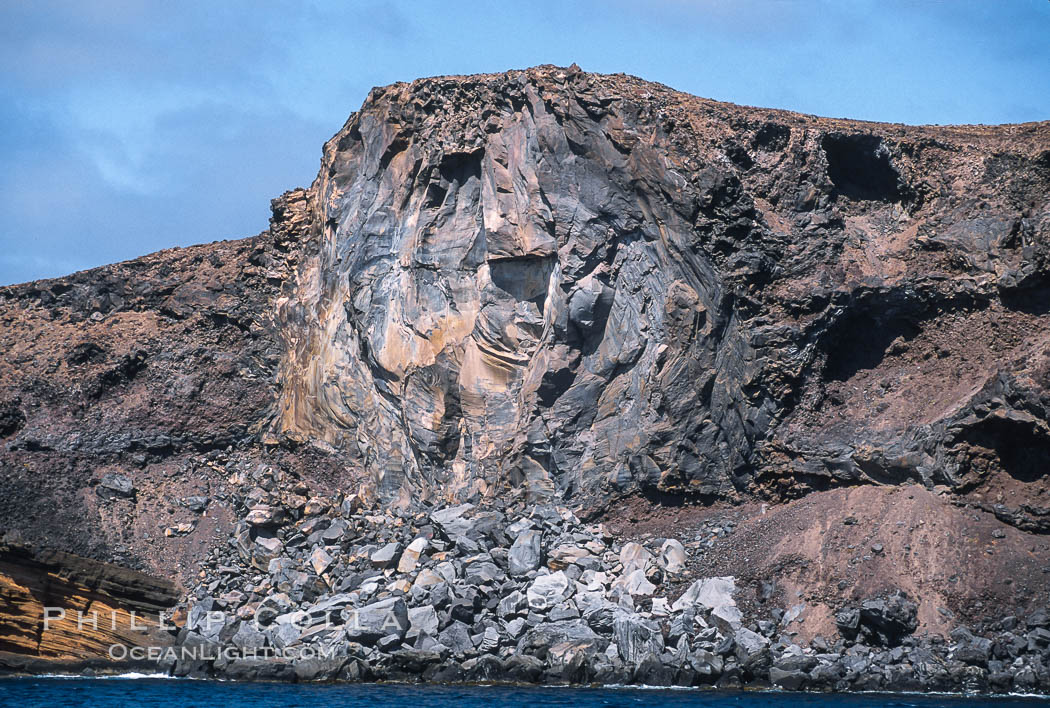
[165,467,1050,693]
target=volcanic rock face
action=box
[0,64,1049,585]
[277,66,759,503]
[274,65,1050,517]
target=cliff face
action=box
[0,542,178,670]
[273,65,1050,519]
[0,65,1048,593]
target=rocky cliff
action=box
[0,65,1049,686]
[274,64,1050,520]
[0,541,178,673]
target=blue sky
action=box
[1,1,1048,286]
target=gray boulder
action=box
[255,593,292,625]
[508,529,542,576]
[345,597,409,643]
[370,542,400,568]
[96,473,135,500]
[231,621,267,650]
[672,576,736,612]
[407,605,439,638]
[439,620,475,656]
[613,612,664,664]
[518,619,604,659]
[657,539,687,574]
[526,570,572,611]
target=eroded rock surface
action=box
[0,541,178,673]
[1,65,1049,686]
[272,65,1050,522]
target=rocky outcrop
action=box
[271,64,1050,524]
[0,541,178,674]
[0,65,1049,690]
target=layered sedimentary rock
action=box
[0,542,178,671]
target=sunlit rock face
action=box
[275,66,758,503]
[274,65,1050,518]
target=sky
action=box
[1,1,1048,286]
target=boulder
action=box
[271,621,301,649]
[734,627,769,657]
[710,604,744,634]
[618,542,652,573]
[407,605,440,638]
[479,626,500,653]
[517,620,603,659]
[431,504,474,537]
[96,473,135,500]
[657,539,687,574]
[548,545,593,569]
[498,590,528,618]
[245,505,288,527]
[613,612,664,664]
[413,568,444,589]
[398,537,428,573]
[321,518,349,542]
[689,649,724,680]
[438,621,475,656]
[509,529,542,576]
[370,542,400,568]
[181,495,210,513]
[954,637,993,666]
[345,597,409,643]
[672,576,736,612]
[527,570,572,611]
[770,666,807,690]
[504,617,527,638]
[222,658,297,681]
[464,560,503,584]
[255,593,292,625]
[502,653,544,682]
[294,656,348,682]
[837,591,918,647]
[231,621,266,650]
[310,547,334,575]
[611,568,657,597]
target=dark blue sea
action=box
[0,679,1047,708]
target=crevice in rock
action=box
[823,308,922,383]
[819,289,984,383]
[1000,282,1050,316]
[437,148,483,188]
[953,416,1050,484]
[537,367,576,407]
[821,133,909,203]
[752,123,791,152]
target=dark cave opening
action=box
[956,417,1050,484]
[823,307,922,382]
[822,133,908,202]
[753,123,791,152]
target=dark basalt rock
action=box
[96,472,135,500]
[837,592,918,647]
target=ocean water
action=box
[0,679,1046,708]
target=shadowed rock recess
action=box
[1,65,1049,692]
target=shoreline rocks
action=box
[154,477,1050,695]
